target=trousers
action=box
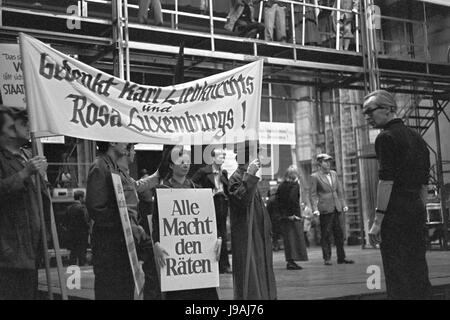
[92,226,134,300]
[380,193,432,299]
[264,4,286,42]
[319,209,346,262]
[214,194,230,272]
[138,0,163,26]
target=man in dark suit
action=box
[310,153,354,266]
[363,90,431,299]
[0,106,49,299]
[192,148,231,274]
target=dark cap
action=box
[316,153,333,162]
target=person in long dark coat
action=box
[276,165,308,270]
[86,141,145,300]
[0,106,50,300]
[229,141,277,300]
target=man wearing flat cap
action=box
[363,89,431,299]
[228,140,277,300]
[310,153,354,266]
[0,105,49,299]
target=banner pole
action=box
[18,33,53,300]
[34,139,68,300]
[31,134,54,300]
[47,196,68,299]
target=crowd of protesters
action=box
[0,89,433,300]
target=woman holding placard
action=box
[152,146,222,300]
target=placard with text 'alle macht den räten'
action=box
[156,188,219,292]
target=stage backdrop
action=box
[19,33,262,145]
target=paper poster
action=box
[111,173,145,296]
[156,188,219,292]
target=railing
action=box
[0,0,363,54]
[1,0,447,65]
[127,0,362,53]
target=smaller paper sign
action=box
[111,173,145,296]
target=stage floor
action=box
[38,246,450,300]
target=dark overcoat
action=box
[0,147,50,270]
[229,167,277,300]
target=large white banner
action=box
[19,33,262,145]
[0,44,26,108]
[156,188,219,292]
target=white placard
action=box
[156,188,219,292]
[0,44,26,108]
[259,122,296,145]
[111,173,145,296]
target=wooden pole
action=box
[47,194,68,299]
[31,134,53,300]
[34,137,68,300]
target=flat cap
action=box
[316,153,333,161]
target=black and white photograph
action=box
[0,0,449,306]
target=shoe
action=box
[337,259,354,264]
[324,260,332,266]
[287,262,303,270]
